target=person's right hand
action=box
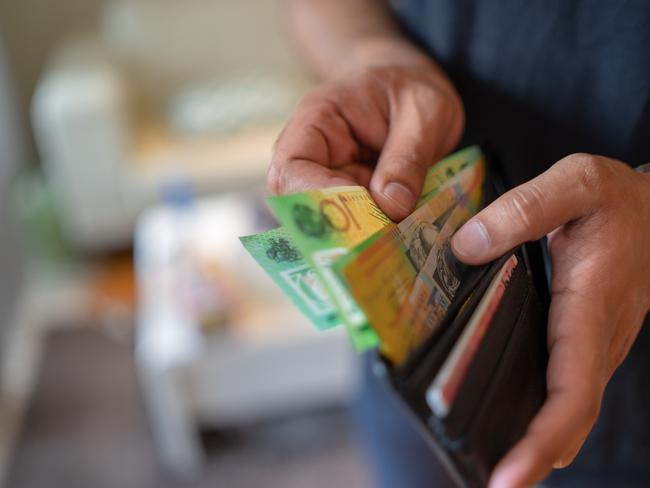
[267,64,465,221]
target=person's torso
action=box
[392,0,650,185]
[391,2,650,484]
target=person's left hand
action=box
[450,153,650,487]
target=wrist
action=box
[332,34,438,77]
[335,35,460,99]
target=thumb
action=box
[369,91,462,221]
[451,154,605,265]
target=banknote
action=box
[418,145,484,206]
[244,149,480,347]
[401,156,486,341]
[267,186,390,349]
[338,159,485,363]
[240,227,342,330]
[398,201,475,349]
[241,146,486,353]
[339,146,485,277]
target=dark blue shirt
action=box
[389,1,650,484]
[392,0,650,184]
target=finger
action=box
[489,287,607,487]
[268,97,365,194]
[369,87,463,220]
[268,158,361,194]
[451,154,607,264]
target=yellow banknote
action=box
[267,186,390,349]
[340,159,485,363]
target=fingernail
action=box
[488,472,512,488]
[453,219,491,258]
[383,182,414,213]
[553,457,570,469]
[488,466,517,488]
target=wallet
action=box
[372,156,551,487]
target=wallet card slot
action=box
[434,263,547,479]
[463,279,546,470]
[432,257,531,439]
[396,263,490,383]
[417,256,534,488]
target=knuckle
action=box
[301,98,337,124]
[561,153,617,201]
[267,150,298,195]
[386,151,428,179]
[502,184,547,231]
[392,150,423,168]
[349,67,389,94]
[292,93,318,118]
[273,161,299,195]
[266,162,280,194]
[573,154,606,189]
[268,130,291,194]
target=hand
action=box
[451,154,650,487]
[267,64,464,220]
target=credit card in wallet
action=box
[427,254,519,417]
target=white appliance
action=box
[30,0,309,252]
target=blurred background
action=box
[0,1,372,486]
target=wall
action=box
[0,0,303,161]
[0,39,26,364]
[0,0,105,161]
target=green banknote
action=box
[334,145,486,285]
[240,145,486,353]
[418,145,483,205]
[332,147,486,363]
[267,186,389,350]
[335,175,482,364]
[240,227,342,330]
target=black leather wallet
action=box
[372,159,551,487]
